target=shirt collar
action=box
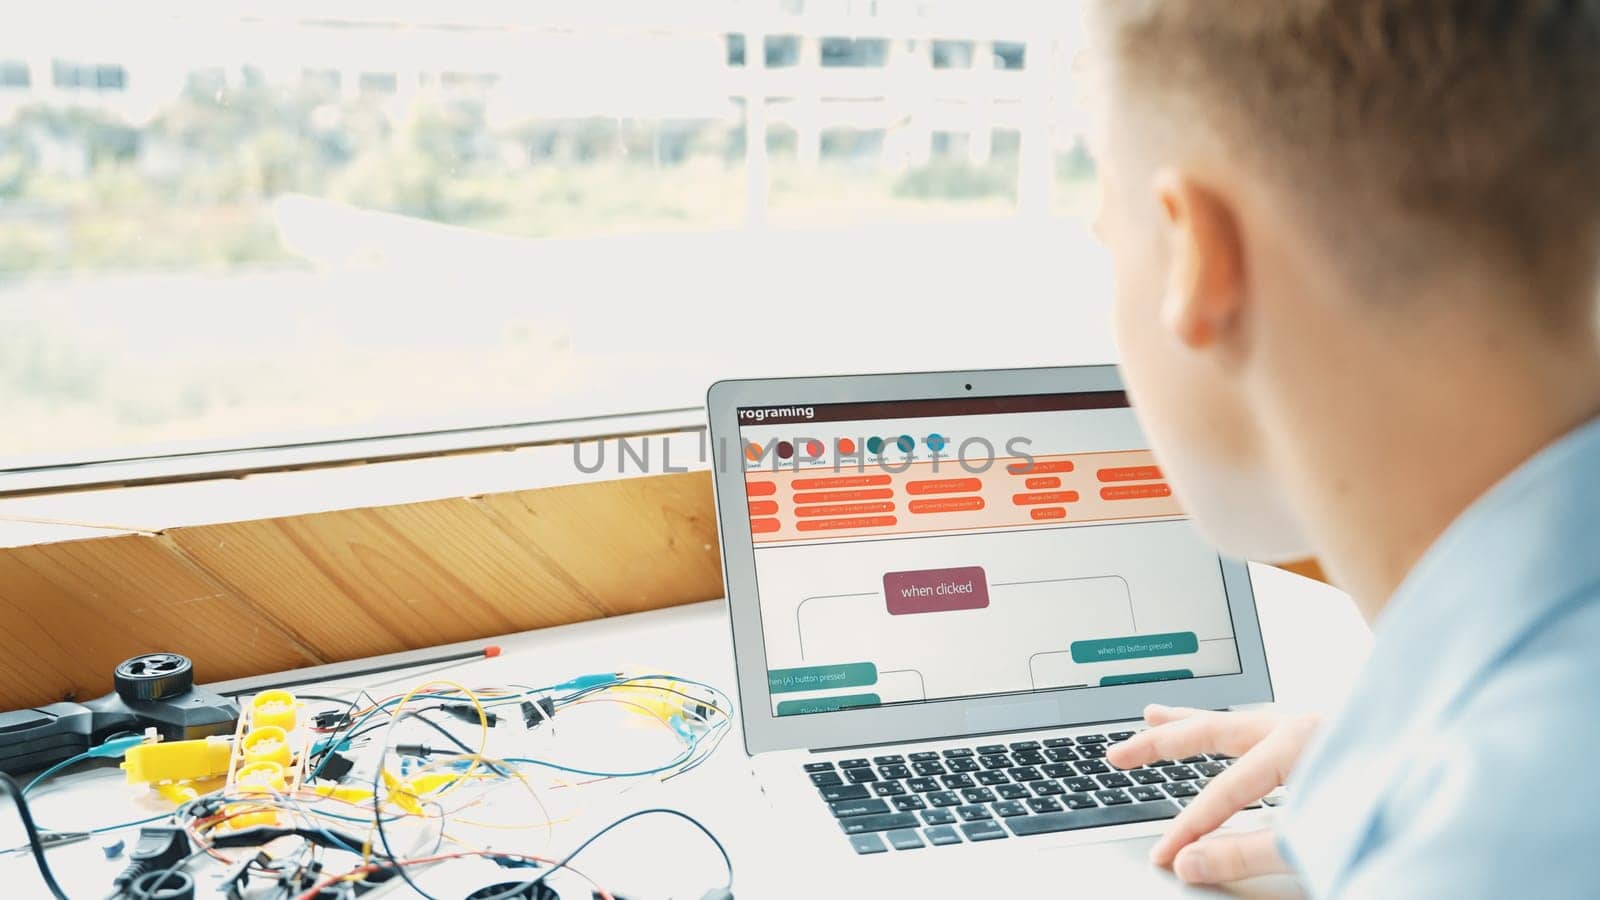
[1281,414,1600,892]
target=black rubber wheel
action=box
[113,652,194,702]
[130,868,195,900]
[464,881,560,900]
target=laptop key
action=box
[1109,731,1136,741]
[1008,767,1043,782]
[1027,797,1064,814]
[956,805,992,821]
[1131,769,1167,785]
[849,833,888,855]
[1163,782,1199,798]
[992,801,1029,817]
[1075,759,1111,775]
[1194,762,1226,778]
[1012,750,1046,766]
[975,771,1010,786]
[1043,736,1075,748]
[976,744,1008,755]
[1076,734,1108,744]
[1097,773,1134,789]
[1148,759,1176,768]
[887,828,924,851]
[996,784,1030,800]
[1162,765,1200,781]
[840,813,921,835]
[1007,799,1182,837]
[907,777,939,793]
[922,808,957,826]
[947,758,980,773]
[872,781,906,797]
[879,764,912,780]
[820,784,871,802]
[1043,763,1075,779]
[1096,789,1133,806]
[909,751,940,762]
[927,791,961,807]
[840,758,871,769]
[846,768,878,784]
[941,773,975,789]
[1130,786,1166,803]
[1064,777,1098,793]
[893,795,927,812]
[961,821,1009,842]
[924,825,962,846]
[1180,754,1208,764]
[912,761,947,777]
[1045,747,1080,763]
[961,787,997,804]
[811,772,844,787]
[941,748,975,758]
[832,798,891,818]
[874,754,905,765]
[804,761,835,772]
[1078,744,1108,759]
[1009,740,1041,752]
[1063,793,1098,810]
[980,755,1013,770]
[1032,781,1066,796]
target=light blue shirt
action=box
[1278,415,1600,897]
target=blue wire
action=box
[22,753,95,797]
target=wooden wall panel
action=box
[0,535,319,710]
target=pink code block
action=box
[883,566,990,615]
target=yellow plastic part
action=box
[219,801,278,830]
[310,783,374,805]
[235,761,287,792]
[152,775,226,805]
[242,726,292,768]
[122,737,234,785]
[250,690,298,731]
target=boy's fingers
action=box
[1171,829,1290,884]
[1148,723,1302,866]
[1142,703,1200,726]
[1107,708,1277,770]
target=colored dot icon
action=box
[775,441,795,460]
[926,433,947,452]
[837,437,857,455]
[865,436,885,455]
[744,442,763,462]
[804,439,823,458]
[895,435,915,453]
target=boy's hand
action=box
[1105,704,1319,884]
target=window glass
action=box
[1,2,1105,467]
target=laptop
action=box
[705,365,1279,886]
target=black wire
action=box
[474,808,734,900]
[395,709,512,777]
[370,739,442,900]
[0,772,68,900]
[126,846,211,900]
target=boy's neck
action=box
[1270,301,1600,623]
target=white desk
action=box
[2,563,1368,899]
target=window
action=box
[2,3,1104,476]
[0,61,29,88]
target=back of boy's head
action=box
[1093,0,1600,306]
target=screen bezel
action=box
[707,365,1273,755]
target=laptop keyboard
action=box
[803,731,1273,854]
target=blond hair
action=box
[1094,0,1600,284]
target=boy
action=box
[1086,2,1600,896]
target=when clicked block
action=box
[883,566,989,615]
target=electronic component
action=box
[112,826,191,893]
[0,653,238,776]
[521,697,556,729]
[466,881,560,900]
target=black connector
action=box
[396,742,435,758]
[440,704,497,727]
[520,696,556,729]
[112,826,190,891]
[315,750,356,782]
[219,851,270,900]
[312,710,353,730]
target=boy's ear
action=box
[1154,170,1246,351]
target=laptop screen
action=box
[735,391,1244,717]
